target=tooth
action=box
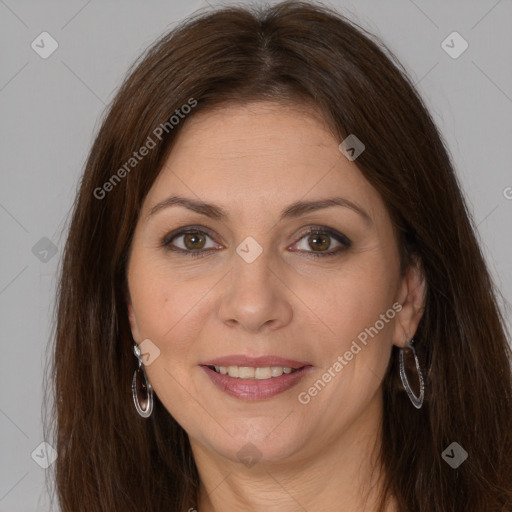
[227,366,239,377]
[255,367,272,379]
[214,365,297,379]
[271,366,284,377]
[239,366,255,379]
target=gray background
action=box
[1,0,511,510]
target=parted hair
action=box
[44,1,512,511]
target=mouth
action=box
[199,362,313,400]
[205,364,303,379]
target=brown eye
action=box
[290,227,351,258]
[162,227,222,257]
[183,232,206,250]
[307,232,331,251]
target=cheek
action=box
[129,268,172,338]
[310,252,397,342]
[298,256,399,407]
[128,253,215,352]
[296,258,398,410]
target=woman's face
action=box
[126,101,423,468]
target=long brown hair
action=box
[44,1,512,510]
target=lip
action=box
[201,355,312,369]
[200,363,314,401]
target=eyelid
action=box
[162,223,217,241]
[293,225,351,247]
[161,225,222,252]
[289,226,352,257]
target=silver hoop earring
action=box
[399,338,424,409]
[132,344,154,418]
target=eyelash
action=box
[161,225,352,259]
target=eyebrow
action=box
[147,194,372,225]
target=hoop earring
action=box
[399,338,425,409]
[132,343,154,418]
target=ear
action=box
[126,293,143,343]
[392,258,427,348]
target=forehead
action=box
[165,101,335,168]
[143,101,383,221]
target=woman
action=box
[45,1,512,510]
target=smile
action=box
[208,365,300,379]
[200,364,313,400]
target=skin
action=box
[126,101,426,512]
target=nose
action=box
[217,246,294,334]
